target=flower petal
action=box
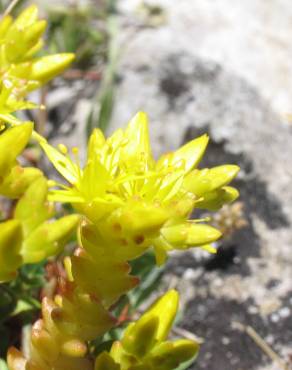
[158,134,209,172]
[161,223,221,247]
[30,53,75,84]
[184,164,239,195]
[123,111,153,168]
[41,142,79,185]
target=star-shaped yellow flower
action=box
[41,112,239,264]
[0,5,74,122]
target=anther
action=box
[58,143,68,154]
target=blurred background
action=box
[0,1,292,369]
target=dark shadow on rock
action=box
[160,73,190,107]
[47,101,77,140]
[204,245,237,271]
[167,126,289,276]
[159,54,221,109]
[184,126,289,230]
[182,292,292,370]
[159,55,192,107]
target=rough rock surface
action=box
[117,0,292,116]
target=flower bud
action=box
[95,352,120,370]
[0,122,33,177]
[30,54,75,85]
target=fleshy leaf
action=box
[0,220,23,282]
[22,214,80,263]
[95,352,120,370]
[0,165,42,198]
[0,122,33,176]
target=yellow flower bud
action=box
[183,164,239,195]
[22,214,80,263]
[95,352,120,370]
[161,223,222,248]
[145,339,199,370]
[122,316,159,358]
[0,122,32,177]
[0,16,12,38]
[30,54,75,85]
[0,165,42,198]
[110,291,199,370]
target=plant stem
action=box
[233,321,290,370]
[2,0,20,18]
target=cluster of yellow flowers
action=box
[0,5,239,370]
[0,5,73,119]
[42,111,239,264]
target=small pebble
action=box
[279,307,290,318]
[270,313,279,323]
[222,336,230,345]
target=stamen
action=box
[58,143,68,155]
[72,146,82,180]
[72,147,80,166]
[72,147,79,155]
[47,179,57,187]
[0,123,6,133]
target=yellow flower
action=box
[0,5,74,84]
[14,176,80,264]
[42,112,239,263]
[0,121,33,178]
[0,5,74,120]
[0,175,80,282]
[95,290,199,370]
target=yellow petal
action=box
[123,111,153,167]
[184,165,239,196]
[142,290,179,342]
[0,16,12,38]
[205,165,239,189]
[41,142,79,185]
[48,189,84,203]
[201,244,217,253]
[153,243,168,266]
[23,38,44,60]
[122,316,159,358]
[95,352,120,370]
[24,20,46,47]
[30,53,75,84]
[146,339,199,369]
[87,128,106,158]
[196,186,239,210]
[13,4,38,29]
[81,156,109,200]
[158,134,209,172]
[161,223,221,247]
